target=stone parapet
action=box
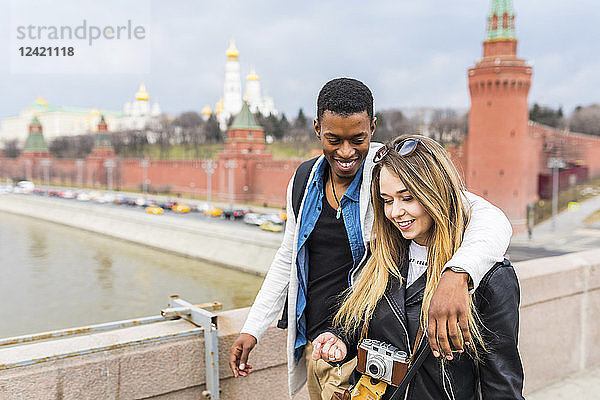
[515,248,600,392]
[1,250,599,398]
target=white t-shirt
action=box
[407,241,428,287]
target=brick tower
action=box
[217,102,272,203]
[22,116,50,157]
[90,115,115,157]
[86,115,116,187]
[465,0,535,232]
[19,116,51,182]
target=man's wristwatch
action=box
[447,266,474,291]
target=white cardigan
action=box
[241,143,512,398]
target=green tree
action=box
[204,115,223,143]
[529,103,564,128]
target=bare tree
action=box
[569,104,600,136]
[174,111,204,157]
[429,109,468,144]
[49,134,94,158]
[2,139,21,158]
[375,110,419,142]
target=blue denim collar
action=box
[312,158,364,203]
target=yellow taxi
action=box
[172,203,191,213]
[204,206,223,217]
[145,205,164,215]
[259,220,283,232]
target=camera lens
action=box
[369,364,379,375]
[366,357,386,379]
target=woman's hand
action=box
[311,332,347,362]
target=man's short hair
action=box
[317,78,374,123]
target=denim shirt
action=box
[294,158,366,361]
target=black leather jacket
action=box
[345,258,525,400]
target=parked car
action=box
[16,181,35,194]
[172,203,191,213]
[88,191,101,200]
[63,190,76,199]
[76,192,91,201]
[158,201,177,210]
[0,185,13,194]
[262,213,285,225]
[97,193,116,203]
[194,203,210,213]
[222,209,246,220]
[113,195,127,205]
[204,206,223,217]
[259,220,283,232]
[145,205,164,215]
[135,197,148,207]
[243,212,264,226]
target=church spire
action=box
[486,0,516,41]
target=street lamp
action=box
[104,159,116,191]
[201,160,217,204]
[76,159,84,188]
[140,158,150,194]
[40,159,51,186]
[24,159,32,181]
[547,157,565,232]
[223,159,237,209]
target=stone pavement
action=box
[527,364,600,399]
[509,195,600,399]
[507,194,600,262]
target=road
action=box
[507,194,600,262]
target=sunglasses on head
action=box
[373,138,423,163]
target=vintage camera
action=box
[356,339,409,387]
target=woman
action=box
[312,135,524,400]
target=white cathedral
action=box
[206,41,278,131]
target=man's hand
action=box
[427,269,471,360]
[229,333,257,377]
[311,332,347,362]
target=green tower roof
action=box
[23,132,49,152]
[230,102,262,130]
[486,0,516,41]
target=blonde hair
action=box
[334,134,484,354]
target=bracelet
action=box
[448,266,474,290]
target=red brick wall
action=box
[0,153,302,207]
[530,123,600,178]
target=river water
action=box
[0,211,264,338]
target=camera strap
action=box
[388,327,430,400]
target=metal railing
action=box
[0,296,221,399]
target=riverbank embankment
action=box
[0,194,281,275]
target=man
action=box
[229,78,512,399]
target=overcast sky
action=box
[1,0,598,120]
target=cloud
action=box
[0,0,598,119]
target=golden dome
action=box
[202,105,213,115]
[226,40,239,59]
[215,98,224,115]
[246,68,259,81]
[91,108,100,116]
[34,96,48,106]
[135,84,149,101]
